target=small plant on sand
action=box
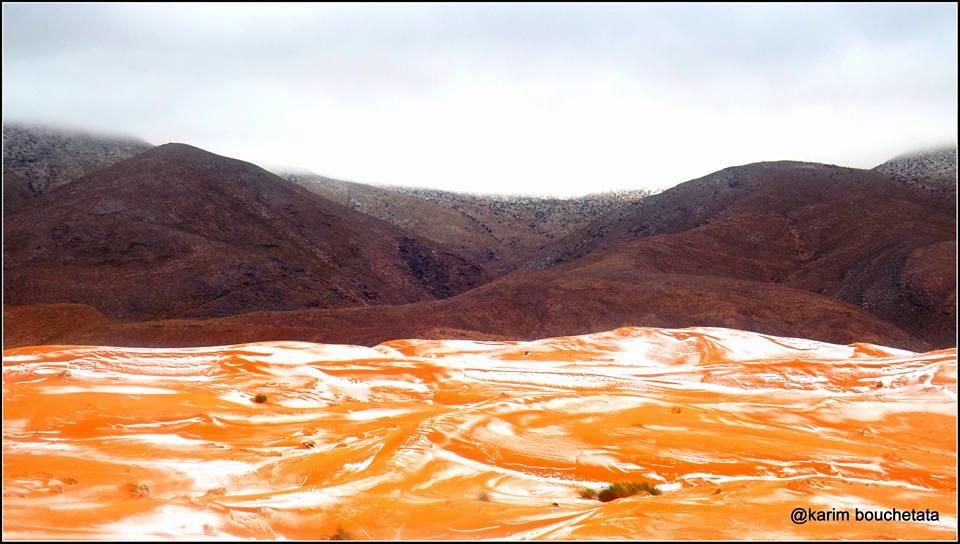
[596,481,662,502]
[253,393,268,404]
[579,487,598,500]
[478,491,491,502]
[329,525,353,540]
[124,482,150,498]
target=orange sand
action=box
[2,326,956,540]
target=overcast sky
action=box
[3,3,957,196]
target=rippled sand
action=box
[3,327,956,540]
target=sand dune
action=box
[2,327,956,540]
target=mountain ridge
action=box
[3,142,489,319]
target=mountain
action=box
[525,161,955,347]
[284,172,651,273]
[3,143,488,319]
[874,145,957,194]
[2,123,153,213]
[283,173,509,270]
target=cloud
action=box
[2,3,956,195]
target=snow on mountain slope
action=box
[2,123,152,213]
[874,146,957,194]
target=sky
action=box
[2,3,957,196]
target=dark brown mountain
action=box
[3,123,152,214]
[3,143,488,319]
[526,161,955,348]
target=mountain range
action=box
[2,124,956,350]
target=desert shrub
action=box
[124,482,150,498]
[253,393,268,404]
[478,491,492,502]
[329,525,352,540]
[596,481,662,502]
[579,487,598,500]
